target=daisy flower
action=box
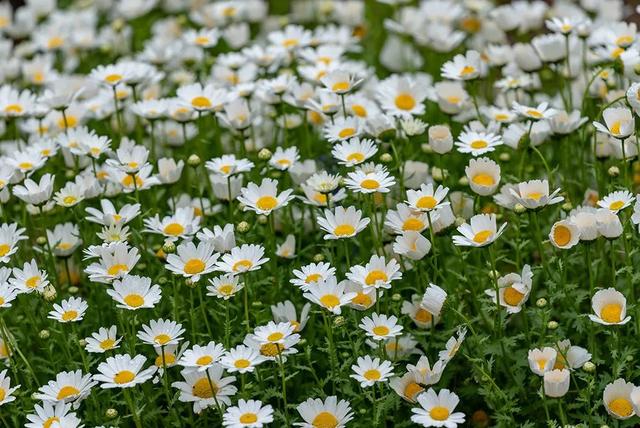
[465,157,501,196]
[406,183,450,213]
[390,372,425,403]
[0,223,27,263]
[215,244,269,275]
[485,265,533,314]
[290,262,336,291]
[407,356,447,386]
[385,203,429,234]
[207,274,244,300]
[317,206,370,240]
[0,283,18,309]
[271,300,311,333]
[376,75,429,117]
[47,297,88,323]
[553,339,592,370]
[85,326,122,354]
[106,275,162,310]
[144,207,201,241]
[588,288,631,325]
[137,318,186,347]
[219,345,267,374]
[350,355,394,388]
[34,370,96,408]
[512,101,558,121]
[85,200,141,226]
[402,295,438,328]
[84,242,140,284]
[509,180,564,210]
[165,241,219,282]
[347,255,402,289]
[296,396,354,428]
[323,116,362,143]
[549,219,581,249]
[247,321,300,357]
[178,341,226,373]
[94,354,157,389]
[0,369,19,406]
[438,327,467,362]
[172,365,237,414]
[441,49,484,80]
[452,213,507,247]
[12,173,55,206]
[360,313,403,341]
[598,190,635,213]
[269,147,300,171]
[10,259,49,294]
[321,69,363,95]
[25,402,82,428]
[593,107,635,139]
[237,178,294,215]
[604,379,636,420]
[527,347,557,376]
[393,231,432,261]
[411,388,466,427]
[223,399,274,428]
[332,137,378,167]
[344,165,396,194]
[303,276,356,315]
[206,154,254,178]
[544,369,570,398]
[455,130,503,156]
[177,83,225,112]
[421,283,447,319]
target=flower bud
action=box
[258,148,272,160]
[333,316,345,327]
[583,361,596,373]
[39,329,50,339]
[536,298,547,308]
[65,170,75,179]
[257,215,268,224]
[392,293,402,302]
[608,166,620,177]
[313,253,325,262]
[185,278,197,288]
[78,339,87,347]
[458,176,469,186]
[561,202,573,212]
[68,286,79,295]
[237,221,250,233]
[421,143,433,153]
[36,236,47,246]
[158,277,168,285]
[162,241,176,254]
[514,203,527,214]
[454,216,466,227]
[251,301,262,308]
[187,154,201,167]
[428,125,453,154]
[547,320,558,330]
[43,285,57,301]
[380,153,393,163]
[431,167,443,182]
[106,408,118,419]
[498,153,510,162]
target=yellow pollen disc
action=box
[222,6,237,17]
[561,24,572,32]
[334,223,357,237]
[494,113,509,121]
[0,388,5,402]
[351,292,372,307]
[100,338,116,350]
[56,385,80,400]
[610,200,625,210]
[313,193,328,205]
[360,179,380,190]
[461,17,481,33]
[472,173,495,186]
[402,218,425,231]
[58,115,78,129]
[121,174,143,188]
[41,149,51,156]
[338,127,356,139]
[473,230,493,244]
[309,111,324,125]
[43,417,61,428]
[62,196,77,205]
[196,355,213,366]
[460,65,476,76]
[4,104,23,115]
[107,264,128,276]
[260,342,283,357]
[18,161,33,170]
[267,332,284,342]
[346,152,365,163]
[219,165,232,174]
[416,195,437,210]
[526,192,543,201]
[363,369,381,381]
[232,259,253,272]
[114,370,135,384]
[276,159,291,167]
[155,353,176,367]
[184,258,205,275]
[256,195,278,211]
[219,284,234,295]
[319,294,340,308]
[191,96,212,109]
[312,411,339,428]
[365,270,388,286]
[414,308,433,324]
[404,382,424,400]
[609,398,633,417]
[62,310,78,321]
[395,93,416,111]
[446,96,460,104]
[526,109,543,118]
[503,287,525,306]
[351,104,367,117]
[105,74,122,84]
[610,120,622,135]
[192,377,217,398]
[616,35,633,47]
[372,325,390,336]
[234,358,250,368]
[282,38,298,48]
[48,36,64,49]
[239,413,258,424]
[331,81,350,92]
[26,276,41,289]
[154,334,172,345]
[195,36,210,45]
[553,225,571,246]
[553,355,567,370]
[163,223,185,236]
[470,140,488,149]
[305,273,322,283]
[430,406,450,421]
[0,297,4,306]
[601,303,622,323]
[0,244,9,257]
[124,294,144,308]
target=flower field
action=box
[3,0,640,427]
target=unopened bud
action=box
[237,221,250,233]
[313,253,325,262]
[39,329,50,339]
[514,203,527,214]
[608,166,620,177]
[185,278,197,288]
[43,285,57,301]
[106,408,118,419]
[68,286,79,294]
[458,176,469,186]
[499,153,510,162]
[431,167,443,182]
[583,361,596,373]
[162,241,176,254]
[421,143,433,153]
[36,236,47,246]
[78,339,87,347]
[547,320,558,330]
[392,293,402,302]
[536,298,547,308]
[333,316,345,327]
[258,148,272,160]
[380,153,393,163]
[158,277,168,285]
[257,215,268,225]
[187,154,201,167]
[454,216,466,227]
[561,202,573,212]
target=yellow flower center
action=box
[256,195,278,211]
[219,165,232,174]
[100,338,116,350]
[163,223,185,236]
[332,81,350,92]
[616,35,633,47]
[121,174,143,188]
[218,284,235,295]
[114,370,135,384]
[260,342,283,357]
[609,398,633,417]
[473,230,493,244]
[26,276,41,289]
[601,303,622,323]
[363,369,381,381]
[107,264,129,276]
[232,259,253,272]
[282,38,299,48]
[360,179,380,190]
[18,161,33,170]
[472,173,495,186]
[4,104,23,115]
[365,270,388,286]
[395,93,416,111]
[503,287,525,306]
[351,292,372,307]
[402,218,424,231]
[312,411,339,428]
[416,196,437,210]
[267,332,284,342]
[460,65,476,76]
[553,225,571,246]
[305,273,322,283]
[184,258,205,275]
[0,387,5,402]
[196,355,213,366]
[62,196,77,205]
[414,308,433,324]
[494,113,509,121]
[56,385,80,400]
[238,412,258,424]
[334,224,355,237]
[192,377,217,398]
[351,104,367,117]
[124,294,144,308]
[0,244,9,257]
[62,309,78,321]
[155,353,176,367]
[191,96,212,109]
[58,115,78,129]
[234,358,250,368]
[526,192,543,201]
[470,140,488,149]
[338,127,356,139]
[609,200,625,210]
[430,406,450,421]
[43,417,60,428]
[372,325,390,336]
[154,334,172,345]
[404,382,424,400]
[195,36,210,45]
[319,294,340,308]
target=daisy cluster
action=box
[3,0,640,427]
